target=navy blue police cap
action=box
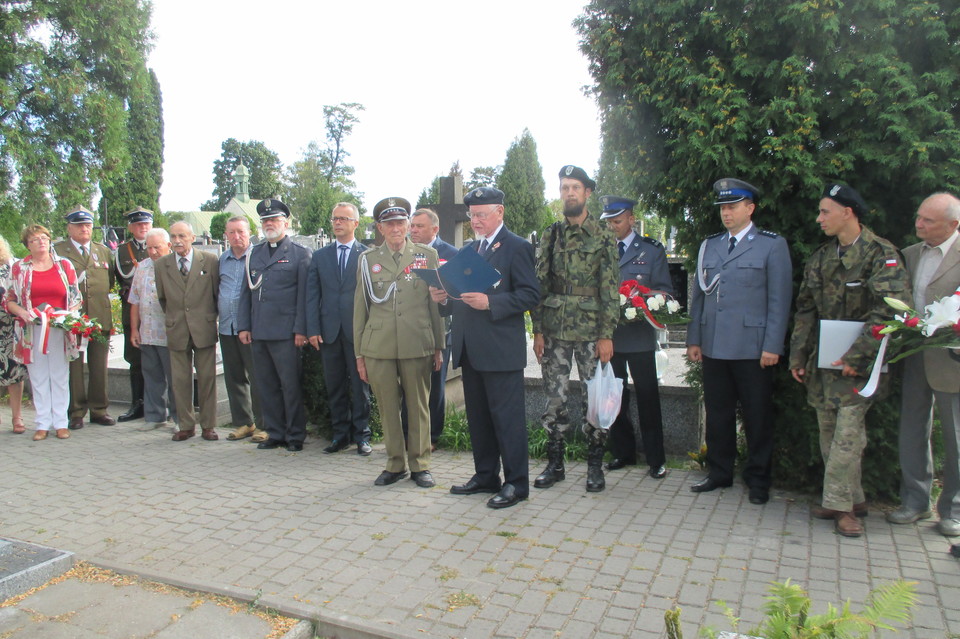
[559,165,596,190]
[65,206,95,224]
[599,195,637,220]
[373,197,411,223]
[125,207,154,224]
[257,198,291,219]
[822,183,868,218]
[463,186,504,206]
[713,178,761,205]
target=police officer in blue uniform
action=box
[686,179,793,504]
[600,196,672,478]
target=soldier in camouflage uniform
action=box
[531,165,620,492]
[789,183,912,538]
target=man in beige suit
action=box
[887,192,960,537]
[354,197,444,488]
[154,221,220,441]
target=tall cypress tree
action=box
[497,129,549,238]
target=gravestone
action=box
[425,176,469,247]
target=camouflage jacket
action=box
[531,214,620,341]
[789,225,912,408]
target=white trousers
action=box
[25,329,70,431]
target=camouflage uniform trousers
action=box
[816,404,868,511]
[540,336,607,444]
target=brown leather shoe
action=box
[201,429,219,441]
[69,417,85,430]
[55,428,70,439]
[90,414,116,426]
[812,501,868,520]
[172,429,196,441]
[226,424,255,440]
[835,511,864,537]
[32,430,48,441]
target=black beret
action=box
[257,198,290,219]
[463,186,504,206]
[822,183,868,217]
[559,165,596,190]
[713,178,761,205]
[373,197,411,223]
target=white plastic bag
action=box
[585,360,623,430]
[655,342,669,380]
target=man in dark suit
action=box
[431,187,540,509]
[306,202,372,456]
[600,196,672,479]
[114,207,152,422]
[406,207,458,449]
[54,207,116,429]
[154,221,220,441]
[687,178,793,505]
[239,199,312,452]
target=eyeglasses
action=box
[27,236,50,245]
[332,216,357,224]
[467,210,499,220]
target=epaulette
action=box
[638,236,664,248]
[707,231,725,239]
[757,229,779,238]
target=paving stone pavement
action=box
[1,403,957,639]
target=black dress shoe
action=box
[410,470,435,488]
[357,441,372,456]
[450,478,501,495]
[487,484,526,509]
[374,470,407,486]
[324,439,349,454]
[605,458,636,471]
[90,414,116,426]
[117,400,144,422]
[690,477,732,493]
[749,488,770,505]
[68,418,84,430]
[648,465,667,479]
[257,439,284,449]
[286,442,303,452]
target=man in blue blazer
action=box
[238,199,312,452]
[406,208,458,448]
[601,196,673,478]
[306,202,372,455]
[431,187,540,509]
[686,178,792,504]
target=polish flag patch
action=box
[884,259,898,268]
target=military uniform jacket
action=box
[903,239,960,393]
[789,226,911,407]
[238,236,311,341]
[531,214,620,341]
[353,240,444,360]
[687,224,792,360]
[443,227,540,372]
[613,232,673,353]
[305,241,366,344]
[53,240,115,327]
[154,250,220,351]
[115,239,149,325]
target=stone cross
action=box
[426,176,469,247]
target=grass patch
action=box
[444,591,481,610]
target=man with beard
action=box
[115,207,153,422]
[531,166,620,493]
[239,199,312,452]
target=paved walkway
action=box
[1,403,956,638]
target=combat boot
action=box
[585,442,606,492]
[534,438,566,489]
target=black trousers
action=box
[251,339,307,446]
[608,350,665,469]
[320,334,371,444]
[701,355,774,489]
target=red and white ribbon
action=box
[27,305,71,356]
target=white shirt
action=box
[915,230,959,308]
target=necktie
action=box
[79,245,87,258]
[179,256,188,276]
[338,245,348,277]
[728,236,737,254]
[478,239,489,256]
[618,241,626,259]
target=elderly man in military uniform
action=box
[354,197,444,488]
[115,207,153,422]
[687,179,792,505]
[238,199,312,452]
[888,193,960,537]
[601,195,672,479]
[55,207,116,429]
[789,183,911,537]
[531,166,620,493]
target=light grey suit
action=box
[899,237,960,519]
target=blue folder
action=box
[413,247,501,297]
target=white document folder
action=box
[818,319,888,371]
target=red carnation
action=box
[904,316,920,328]
[631,296,646,309]
[619,285,632,296]
[637,285,651,295]
[871,325,885,340]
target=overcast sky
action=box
[148,0,602,214]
